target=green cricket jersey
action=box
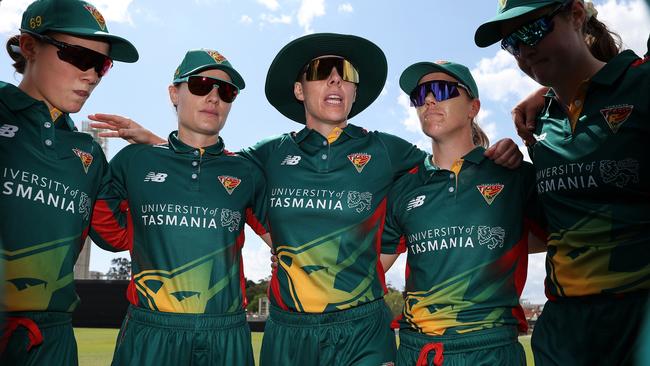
[90,131,268,314]
[530,50,650,299]
[240,123,426,313]
[0,81,109,313]
[383,148,541,336]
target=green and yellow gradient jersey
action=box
[0,82,110,313]
[90,132,268,314]
[531,50,650,299]
[383,148,543,335]
[240,124,426,313]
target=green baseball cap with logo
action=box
[399,60,479,99]
[172,49,245,90]
[474,0,566,47]
[20,0,138,62]
[265,32,387,124]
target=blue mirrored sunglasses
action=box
[501,1,571,57]
[409,80,472,107]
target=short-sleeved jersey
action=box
[383,148,542,336]
[240,124,426,313]
[0,81,109,312]
[530,50,650,299]
[90,132,268,314]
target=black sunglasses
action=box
[176,75,239,103]
[31,33,113,77]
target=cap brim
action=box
[398,63,457,95]
[44,27,139,62]
[474,1,562,47]
[177,65,245,90]
[265,33,387,124]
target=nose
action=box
[206,85,221,103]
[424,92,437,105]
[81,67,101,85]
[327,67,342,86]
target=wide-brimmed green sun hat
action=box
[475,0,566,47]
[265,32,387,124]
[20,0,138,62]
[400,60,479,99]
[172,49,245,90]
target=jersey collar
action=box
[0,82,76,131]
[168,131,225,156]
[293,123,367,144]
[422,146,486,180]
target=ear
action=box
[570,0,587,30]
[352,85,357,103]
[168,84,179,106]
[19,33,39,60]
[294,81,304,101]
[469,98,481,119]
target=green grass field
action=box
[74,328,533,366]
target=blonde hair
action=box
[471,119,490,148]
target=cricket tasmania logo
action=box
[218,176,241,195]
[600,105,633,133]
[72,148,93,173]
[476,184,504,205]
[348,153,371,173]
[83,4,107,30]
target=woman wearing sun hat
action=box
[0,0,138,365]
[88,49,270,366]
[382,60,546,366]
[475,1,650,365]
[239,32,526,366]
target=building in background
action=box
[73,121,108,279]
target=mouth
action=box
[200,109,220,117]
[324,94,343,105]
[73,90,90,98]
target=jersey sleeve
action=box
[89,146,134,252]
[520,162,547,240]
[245,162,269,236]
[381,184,408,255]
[238,134,283,169]
[377,132,427,179]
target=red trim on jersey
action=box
[268,266,289,310]
[525,217,547,243]
[0,317,43,353]
[631,56,649,67]
[396,235,407,254]
[408,165,419,174]
[245,207,267,235]
[126,279,138,306]
[390,313,403,329]
[223,149,237,156]
[235,228,248,309]
[92,199,134,251]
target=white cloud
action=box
[397,93,421,133]
[0,0,36,34]
[240,14,253,25]
[0,0,134,35]
[297,0,326,34]
[257,0,280,11]
[338,3,354,13]
[472,50,541,104]
[596,0,650,55]
[260,13,292,25]
[476,109,499,142]
[522,253,547,304]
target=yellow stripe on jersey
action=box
[49,107,62,122]
[568,80,590,132]
[327,127,344,144]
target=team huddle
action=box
[1,0,648,365]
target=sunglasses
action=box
[176,75,239,103]
[501,1,571,57]
[33,33,113,77]
[301,56,359,83]
[409,80,472,107]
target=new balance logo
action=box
[281,155,301,165]
[144,172,167,182]
[406,195,426,211]
[0,124,19,138]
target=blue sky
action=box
[1,0,648,303]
